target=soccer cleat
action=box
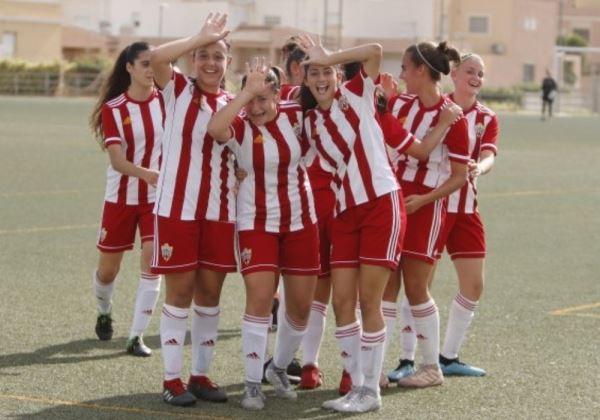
[287,357,302,385]
[265,361,297,400]
[397,364,444,388]
[388,359,415,382]
[338,369,352,395]
[241,382,265,410]
[322,386,360,411]
[187,375,228,402]
[95,314,113,341]
[126,336,151,357]
[336,386,382,413]
[162,378,197,407]
[439,356,486,377]
[299,364,323,389]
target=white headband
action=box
[415,43,442,74]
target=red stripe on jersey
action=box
[138,102,155,205]
[170,90,201,219]
[264,121,292,232]
[408,106,436,186]
[308,112,344,192]
[118,104,135,205]
[195,133,214,220]
[250,124,267,231]
[218,147,230,221]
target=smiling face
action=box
[192,40,230,92]
[244,85,280,126]
[304,64,338,109]
[126,49,153,89]
[451,55,485,97]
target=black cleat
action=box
[126,336,152,357]
[95,314,113,341]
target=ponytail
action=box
[406,41,460,81]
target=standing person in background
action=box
[541,70,557,121]
[89,41,163,358]
[381,41,469,389]
[208,60,319,411]
[150,13,234,407]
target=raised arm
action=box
[297,35,382,80]
[207,58,273,143]
[150,13,229,88]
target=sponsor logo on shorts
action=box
[246,352,260,359]
[338,95,349,111]
[475,122,485,139]
[99,227,108,243]
[161,243,174,262]
[240,247,252,266]
[253,134,263,144]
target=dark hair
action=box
[285,47,306,79]
[90,41,150,144]
[342,61,361,81]
[241,67,281,93]
[281,36,300,62]
[405,41,461,81]
[189,38,231,91]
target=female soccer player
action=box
[381,41,470,389]
[149,13,233,406]
[208,59,319,411]
[89,41,162,358]
[389,54,498,378]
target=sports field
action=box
[0,96,598,419]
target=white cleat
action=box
[336,387,382,413]
[265,361,297,400]
[322,386,360,411]
[240,382,266,411]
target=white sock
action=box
[273,312,306,369]
[335,320,363,387]
[191,304,220,376]
[361,328,386,394]
[129,274,161,338]
[242,314,270,383]
[160,304,189,380]
[400,294,417,361]
[93,271,114,314]
[441,293,477,360]
[382,300,397,357]
[411,299,440,366]
[301,301,327,366]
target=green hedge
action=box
[0,60,60,95]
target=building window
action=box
[523,64,535,82]
[524,17,537,32]
[573,28,590,42]
[1,32,16,58]
[469,16,489,34]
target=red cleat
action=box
[299,364,323,389]
[338,369,352,396]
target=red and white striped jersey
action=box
[304,67,399,215]
[446,97,499,213]
[227,101,316,233]
[389,93,470,188]
[102,90,163,205]
[280,84,300,101]
[154,71,237,222]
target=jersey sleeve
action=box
[225,115,246,156]
[344,65,378,102]
[380,112,415,155]
[443,117,470,164]
[101,105,122,147]
[160,69,188,104]
[480,114,499,155]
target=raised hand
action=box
[296,34,331,66]
[198,12,230,44]
[380,72,398,99]
[242,57,273,97]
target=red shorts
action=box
[151,216,237,274]
[400,181,447,265]
[330,191,405,270]
[96,201,154,253]
[238,224,320,276]
[439,211,486,260]
[314,188,335,278]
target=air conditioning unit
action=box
[491,43,506,55]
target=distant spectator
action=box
[541,70,557,120]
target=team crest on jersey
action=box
[475,123,485,139]
[122,116,131,125]
[253,134,264,144]
[338,95,350,111]
[240,248,252,265]
[292,122,302,137]
[161,243,174,262]
[99,227,107,243]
